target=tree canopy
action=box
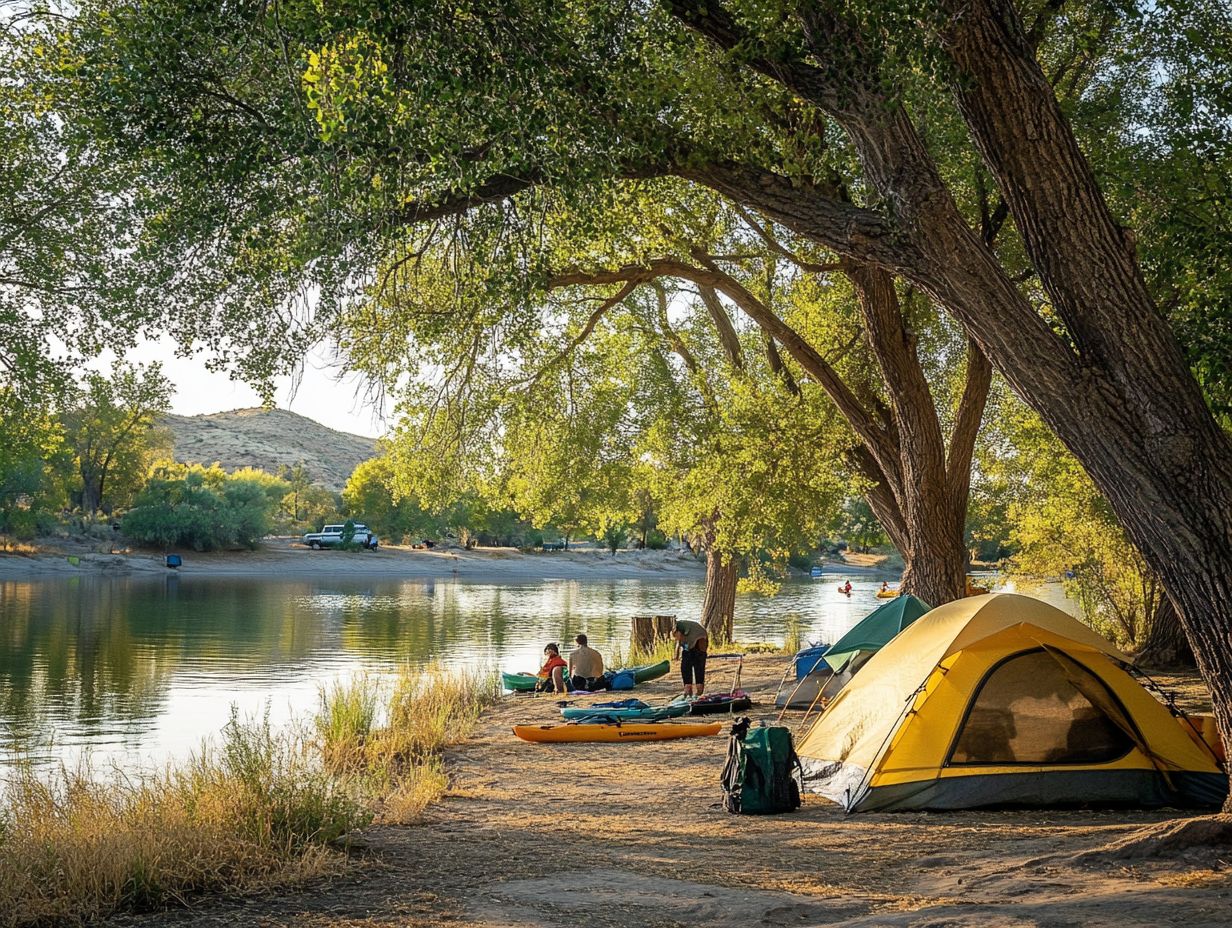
[8,0,1232,802]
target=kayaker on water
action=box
[535,643,567,693]
[568,634,605,691]
[671,619,709,698]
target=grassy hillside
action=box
[161,408,378,492]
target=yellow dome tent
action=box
[797,593,1227,811]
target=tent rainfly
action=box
[823,594,933,672]
[797,593,1227,811]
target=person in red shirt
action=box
[535,643,567,693]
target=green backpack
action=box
[720,718,803,814]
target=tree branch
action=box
[946,338,993,511]
[550,257,902,488]
[529,279,640,387]
[731,202,843,274]
[696,284,745,372]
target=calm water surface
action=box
[0,572,1068,775]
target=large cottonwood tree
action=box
[42,0,1232,803]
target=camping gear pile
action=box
[560,698,690,721]
[774,595,931,713]
[509,647,755,744]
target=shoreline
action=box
[0,539,901,583]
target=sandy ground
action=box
[113,655,1231,928]
[0,539,897,583]
[0,538,712,583]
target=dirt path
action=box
[118,657,1231,928]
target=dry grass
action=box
[0,538,42,555]
[0,667,500,926]
[0,711,367,926]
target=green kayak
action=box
[631,659,671,683]
[501,670,545,692]
[501,659,671,693]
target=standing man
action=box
[568,634,605,691]
[671,619,709,698]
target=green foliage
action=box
[61,361,172,515]
[601,522,629,555]
[830,497,888,554]
[121,463,280,551]
[0,388,68,537]
[342,453,436,542]
[276,462,340,529]
[983,394,1163,647]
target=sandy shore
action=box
[0,538,715,583]
[0,538,899,584]
[112,655,1228,928]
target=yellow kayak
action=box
[512,721,723,743]
[876,588,901,599]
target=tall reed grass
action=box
[0,666,500,926]
[314,665,500,823]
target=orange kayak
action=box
[512,721,723,743]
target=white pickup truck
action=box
[301,523,379,550]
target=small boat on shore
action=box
[512,720,722,743]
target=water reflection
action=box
[0,572,1053,773]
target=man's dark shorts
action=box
[681,648,706,686]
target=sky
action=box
[104,335,391,439]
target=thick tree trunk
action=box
[897,492,969,607]
[81,476,102,516]
[857,452,966,606]
[700,547,738,644]
[670,0,1232,806]
[938,0,1232,808]
[1137,596,1196,670]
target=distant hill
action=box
[160,408,379,492]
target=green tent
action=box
[823,594,932,671]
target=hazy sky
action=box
[108,335,390,439]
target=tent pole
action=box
[792,667,838,729]
[771,658,796,710]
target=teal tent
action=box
[823,594,932,671]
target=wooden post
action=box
[631,614,678,653]
[654,614,677,640]
[631,615,655,652]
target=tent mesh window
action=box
[948,650,1135,766]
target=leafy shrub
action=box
[643,529,670,550]
[122,463,278,551]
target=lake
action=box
[0,572,1067,775]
